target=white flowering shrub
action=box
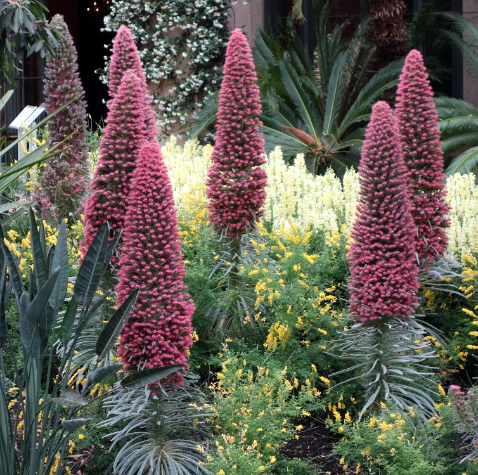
[103,0,230,134]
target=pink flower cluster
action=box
[107,25,156,139]
[117,142,194,382]
[395,49,450,265]
[80,71,151,257]
[206,28,267,240]
[37,14,89,223]
[449,385,478,427]
[349,101,419,322]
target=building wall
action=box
[229,1,264,45]
[463,0,478,107]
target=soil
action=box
[280,417,354,474]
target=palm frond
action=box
[435,96,478,119]
[339,58,404,135]
[278,60,322,141]
[445,146,478,175]
[188,92,219,139]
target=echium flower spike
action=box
[108,25,156,138]
[37,14,89,223]
[117,141,194,382]
[206,28,267,240]
[395,49,451,264]
[349,101,419,322]
[80,71,151,257]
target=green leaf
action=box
[0,90,13,110]
[104,229,122,273]
[121,364,184,390]
[24,267,59,324]
[0,264,7,349]
[49,221,68,312]
[51,388,87,407]
[2,242,24,298]
[0,200,32,215]
[59,296,78,346]
[87,364,124,385]
[29,207,48,289]
[323,52,347,137]
[278,60,321,142]
[74,222,109,306]
[62,418,92,432]
[445,146,478,175]
[95,289,139,360]
[19,292,40,357]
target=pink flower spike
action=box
[80,70,153,258]
[36,14,89,223]
[117,141,194,386]
[206,29,267,240]
[108,25,157,138]
[349,101,419,322]
[395,49,450,265]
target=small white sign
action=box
[9,105,46,160]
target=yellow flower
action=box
[259,467,266,471]
[78,434,84,440]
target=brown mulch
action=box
[280,417,354,474]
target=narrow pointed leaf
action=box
[49,221,68,312]
[24,267,60,324]
[59,296,78,345]
[62,418,92,432]
[121,364,184,390]
[74,222,109,306]
[51,388,88,407]
[95,289,139,360]
[87,364,124,385]
[29,208,48,289]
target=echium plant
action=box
[80,70,153,258]
[0,209,173,475]
[330,102,437,419]
[205,28,268,333]
[103,0,229,134]
[36,14,89,224]
[395,49,451,266]
[107,25,156,138]
[117,142,194,383]
[449,385,478,461]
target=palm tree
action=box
[256,2,405,175]
[368,0,409,67]
[434,13,478,175]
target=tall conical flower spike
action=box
[206,28,267,240]
[117,141,194,383]
[395,49,451,265]
[108,25,157,138]
[349,101,419,322]
[37,14,89,223]
[80,71,150,257]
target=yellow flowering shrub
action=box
[207,347,319,474]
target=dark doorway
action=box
[48,0,113,126]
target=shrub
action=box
[207,348,320,475]
[37,14,89,224]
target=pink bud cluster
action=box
[395,49,450,265]
[206,29,267,240]
[449,385,478,428]
[349,102,419,322]
[117,142,194,383]
[80,71,151,257]
[108,25,156,139]
[37,14,89,223]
